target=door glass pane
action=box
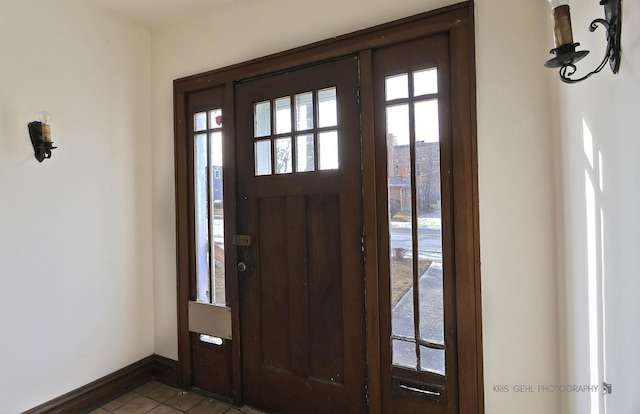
[420,346,445,375]
[296,134,315,172]
[414,99,443,346]
[195,106,226,306]
[418,261,444,344]
[194,133,210,303]
[413,68,438,96]
[317,87,337,128]
[318,130,338,170]
[255,139,272,176]
[385,73,409,101]
[275,137,292,174]
[209,131,225,305]
[209,108,223,129]
[415,100,439,143]
[392,280,414,339]
[387,103,415,366]
[295,92,314,131]
[255,101,271,138]
[393,340,417,370]
[195,112,207,132]
[275,97,292,134]
[386,104,410,145]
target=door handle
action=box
[237,243,253,273]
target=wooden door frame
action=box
[173,2,482,412]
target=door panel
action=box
[235,57,366,414]
[306,194,344,383]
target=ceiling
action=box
[91,0,239,31]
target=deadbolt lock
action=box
[233,234,252,246]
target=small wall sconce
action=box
[28,112,57,162]
[544,0,622,83]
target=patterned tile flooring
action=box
[88,380,243,414]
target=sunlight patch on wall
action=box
[583,119,602,414]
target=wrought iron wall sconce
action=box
[544,0,622,83]
[28,112,57,162]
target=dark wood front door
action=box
[235,57,366,414]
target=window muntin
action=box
[385,68,445,376]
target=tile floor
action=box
[88,380,242,414]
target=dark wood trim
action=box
[222,80,242,404]
[467,4,485,412]
[153,354,180,387]
[23,357,153,414]
[23,355,180,414]
[360,48,382,414]
[174,85,192,389]
[448,4,484,413]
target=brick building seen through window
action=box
[387,136,441,217]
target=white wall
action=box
[0,1,153,412]
[476,1,560,412]
[151,1,561,413]
[555,1,640,413]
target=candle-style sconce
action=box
[544,0,622,83]
[28,111,57,162]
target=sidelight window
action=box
[385,68,445,376]
[194,108,226,306]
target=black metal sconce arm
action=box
[28,121,57,162]
[545,0,621,84]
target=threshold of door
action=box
[241,405,272,414]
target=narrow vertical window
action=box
[193,109,226,306]
[194,131,209,303]
[385,68,445,376]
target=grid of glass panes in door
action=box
[386,68,446,375]
[193,108,226,306]
[254,87,339,175]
